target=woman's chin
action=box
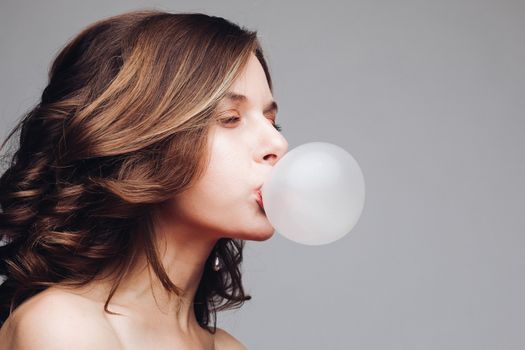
[232,228,275,242]
[248,228,275,242]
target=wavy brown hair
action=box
[0,9,274,333]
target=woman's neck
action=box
[74,219,220,334]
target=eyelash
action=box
[221,116,283,132]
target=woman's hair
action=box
[0,9,274,332]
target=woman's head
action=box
[166,52,288,245]
[0,9,286,332]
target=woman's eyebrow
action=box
[223,92,279,114]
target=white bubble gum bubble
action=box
[261,142,366,246]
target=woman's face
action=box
[166,53,289,242]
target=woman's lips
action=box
[255,190,264,210]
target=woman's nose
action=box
[259,127,288,166]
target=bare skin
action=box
[0,52,288,349]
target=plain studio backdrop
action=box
[1,1,524,349]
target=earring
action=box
[212,252,222,272]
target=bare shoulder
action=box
[0,286,122,350]
[214,327,248,350]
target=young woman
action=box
[0,10,288,349]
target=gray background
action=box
[1,0,524,349]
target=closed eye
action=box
[220,116,240,125]
[219,114,282,132]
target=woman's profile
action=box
[0,9,288,349]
